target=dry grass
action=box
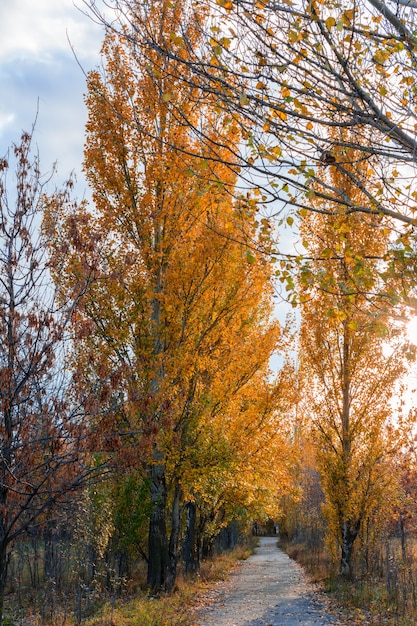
[279,539,332,583]
[85,544,255,626]
[7,542,255,625]
[280,536,417,626]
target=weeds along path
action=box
[194,536,345,626]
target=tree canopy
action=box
[85,0,417,302]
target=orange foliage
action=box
[46,0,294,589]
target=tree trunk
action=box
[340,521,359,578]
[166,482,182,591]
[0,543,10,626]
[202,535,214,559]
[147,461,169,590]
[184,501,199,573]
[400,513,406,562]
[44,519,62,588]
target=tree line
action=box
[2,0,417,623]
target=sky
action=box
[0,0,107,196]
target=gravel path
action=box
[195,537,344,626]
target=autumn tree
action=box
[180,360,296,570]
[85,0,417,303]
[49,0,290,592]
[0,132,101,625]
[297,137,410,578]
[387,437,417,561]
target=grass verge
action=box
[279,539,417,625]
[13,542,255,625]
[84,543,254,626]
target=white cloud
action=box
[0,0,107,195]
[0,112,15,134]
[0,0,103,64]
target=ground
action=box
[193,536,347,626]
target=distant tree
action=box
[180,361,296,571]
[0,132,100,624]
[391,441,417,561]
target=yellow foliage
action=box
[297,129,409,574]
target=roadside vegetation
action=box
[279,453,417,625]
[281,534,417,625]
[4,533,255,625]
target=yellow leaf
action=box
[325,16,336,30]
[169,34,185,47]
[216,0,233,8]
[273,109,287,121]
[343,9,354,23]
[219,37,231,49]
[373,49,391,64]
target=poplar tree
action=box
[50,0,287,591]
[297,136,409,577]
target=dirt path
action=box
[194,537,345,626]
